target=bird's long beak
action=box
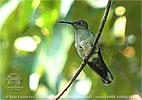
[58,21,73,25]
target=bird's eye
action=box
[78,21,81,25]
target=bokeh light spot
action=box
[115,6,126,16]
[113,16,127,43]
[87,0,108,8]
[33,35,41,44]
[36,17,44,28]
[123,46,135,58]
[75,78,92,95]
[127,34,136,44]
[29,73,39,91]
[14,36,37,52]
[32,0,40,10]
[41,27,49,36]
[60,0,74,18]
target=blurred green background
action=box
[0,0,141,99]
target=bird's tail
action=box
[87,49,114,85]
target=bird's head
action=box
[58,19,89,30]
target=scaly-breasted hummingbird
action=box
[58,19,113,85]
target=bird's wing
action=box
[90,32,95,37]
[87,48,114,85]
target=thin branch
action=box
[54,62,86,99]
[85,0,112,61]
[54,0,112,99]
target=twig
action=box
[54,62,86,99]
[54,0,112,99]
[85,0,112,61]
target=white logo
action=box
[5,73,23,90]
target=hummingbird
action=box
[58,19,113,85]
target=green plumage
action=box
[58,19,113,85]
